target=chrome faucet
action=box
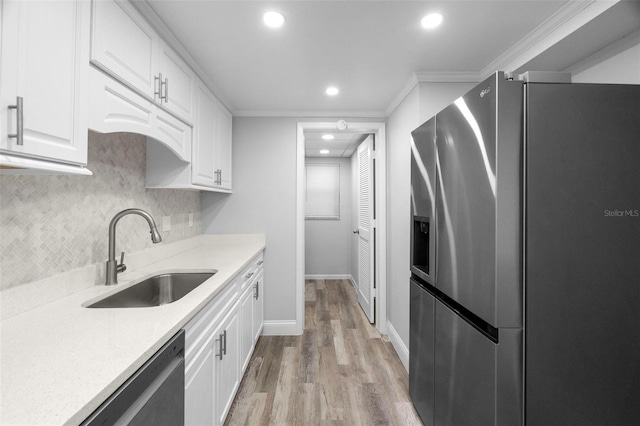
[105,208,162,285]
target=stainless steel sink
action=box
[87,271,216,308]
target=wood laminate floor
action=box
[225,279,423,426]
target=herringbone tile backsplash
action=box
[0,132,202,290]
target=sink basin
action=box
[87,271,216,308]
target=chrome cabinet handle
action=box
[215,333,223,360]
[154,73,162,100]
[257,260,264,266]
[254,282,259,300]
[8,96,24,145]
[222,329,227,355]
[162,77,168,102]
[215,169,222,185]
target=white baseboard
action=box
[305,274,352,280]
[386,321,409,372]
[262,320,300,336]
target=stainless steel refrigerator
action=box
[409,72,640,426]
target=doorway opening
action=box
[296,121,387,335]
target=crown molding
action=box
[384,71,483,116]
[481,0,620,78]
[415,71,483,83]
[384,73,419,117]
[132,0,235,112]
[232,109,388,118]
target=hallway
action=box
[225,279,422,425]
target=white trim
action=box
[481,0,619,77]
[305,274,353,281]
[384,73,418,117]
[261,320,299,336]
[297,121,387,336]
[386,321,409,373]
[234,109,388,118]
[415,71,483,83]
[385,72,483,117]
[295,124,306,336]
[0,154,93,175]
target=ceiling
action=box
[304,130,368,157]
[141,0,639,118]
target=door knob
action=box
[353,229,359,234]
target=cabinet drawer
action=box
[239,253,264,292]
[184,277,238,360]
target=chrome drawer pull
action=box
[8,96,24,146]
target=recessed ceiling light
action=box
[421,13,443,29]
[325,87,339,96]
[322,134,335,140]
[320,149,330,154]
[263,11,285,28]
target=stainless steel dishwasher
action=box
[82,330,185,426]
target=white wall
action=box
[568,29,640,84]
[385,81,476,368]
[304,156,352,277]
[201,116,382,334]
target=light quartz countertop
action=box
[0,234,266,426]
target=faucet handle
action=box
[117,251,127,273]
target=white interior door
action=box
[356,135,375,323]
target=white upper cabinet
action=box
[90,0,195,124]
[192,82,218,187]
[146,77,231,192]
[213,100,233,190]
[158,43,196,121]
[0,0,91,173]
[90,0,156,98]
[192,82,233,190]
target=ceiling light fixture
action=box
[421,13,443,29]
[263,11,285,28]
[325,87,339,96]
[322,134,335,140]
[320,149,330,154]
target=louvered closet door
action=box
[356,135,375,323]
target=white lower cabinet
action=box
[184,336,215,425]
[253,270,265,341]
[184,251,265,425]
[214,304,240,425]
[239,284,255,372]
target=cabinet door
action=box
[213,101,233,189]
[90,0,157,99]
[88,66,155,136]
[253,271,264,342]
[0,0,89,165]
[184,338,215,426]
[239,285,254,372]
[155,108,192,162]
[158,43,195,123]
[216,305,240,425]
[192,83,218,187]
